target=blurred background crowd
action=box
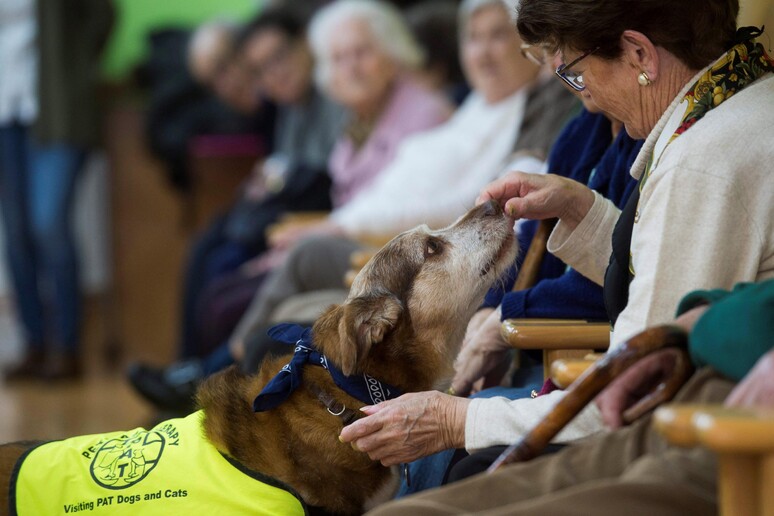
[0,0,771,441]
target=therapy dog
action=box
[0,200,517,515]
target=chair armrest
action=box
[501,319,610,350]
[655,403,774,516]
[549,354,605,389]
[654,404,774,453]
[264,211,330,241]
[350,249,377,269]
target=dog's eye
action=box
[424,238,443,258]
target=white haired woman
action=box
[265,0,453,250]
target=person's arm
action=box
[682,280,774,382]
[500,268,608,321]
[611,161,767,349]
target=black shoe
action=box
[41,351,82,381]
[3,349,46,382]
[126,360,203,413]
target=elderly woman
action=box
[221,0,577,367]
[340,0,774,505]
[352,0,774,514]
[128,0,451,411]
[249,0,453,259]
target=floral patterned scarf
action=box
[605,27,774,326]
[643,26,774,186]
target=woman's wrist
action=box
[558,179,595,230]
[440,394,471,449]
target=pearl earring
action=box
[638,72,652,86]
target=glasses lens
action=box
[555,65,584,91]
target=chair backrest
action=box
[511,218,557,292]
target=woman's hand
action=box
[594,348,687,429]
[477,172,595,230]
[338,391,470,466]
[725,350,774,408]
[451,308,511,397]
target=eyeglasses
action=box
[247,40,294,82]
[555,47,599,91]
[519,43,551,66]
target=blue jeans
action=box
[0,123,86,352]
[395,362,544,498]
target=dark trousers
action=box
[178,213,252,358]
[0,122,86,352]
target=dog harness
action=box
[10,411,307,515]
[253,323,402,413]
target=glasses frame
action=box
[555,47,599,91]
[520,43,549,66]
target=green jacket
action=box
[34,0,114,146]
[677,278,774,381]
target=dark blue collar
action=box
[253,324,402,413]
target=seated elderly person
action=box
[129,0,453,408]
[190,0,453,355]
[392,92,644,495]
[336,0,774,478]
[224,0,577,366]
[370,277,774,515]
[128,0,579,412]
[163,3,345,364]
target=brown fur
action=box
[0,201,517,515]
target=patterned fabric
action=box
[643,27,774,187]
[606,28,774,323]
[253,323,401,412]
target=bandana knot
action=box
[253,323,401,413]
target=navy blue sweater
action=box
[482,110,643,321]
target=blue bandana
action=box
[253,323,402,413]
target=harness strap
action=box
[307,383,362,427]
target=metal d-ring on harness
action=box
[309,383,412,487]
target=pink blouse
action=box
[328,77,452,207]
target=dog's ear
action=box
[313,293,403,376]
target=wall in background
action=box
[101,0,263,80]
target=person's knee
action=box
[291,235,360,287]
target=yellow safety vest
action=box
[11,411,307,515]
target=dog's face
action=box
[313,200,517,384]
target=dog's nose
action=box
[481,199,502,217]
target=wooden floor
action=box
[0,99,227,442]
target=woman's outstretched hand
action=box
[477,172,595,230]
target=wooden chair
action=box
[654,404,774,516]
[488,324,769,516]
[187,134,265,230]
[499,219,610,379]
[263,211,331,243]
[489,324,691,468]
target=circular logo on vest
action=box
[90,430,165,489]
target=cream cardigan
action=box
[465,70,774,451]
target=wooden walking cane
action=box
[487,324,694,472]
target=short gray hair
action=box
[458,0,515,35]
[309,0,425,88]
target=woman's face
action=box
[242,28,314,105]
[323,18,398,116]
[461,4,535,103]
[559,49,648,137]
[212,58,261,114]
